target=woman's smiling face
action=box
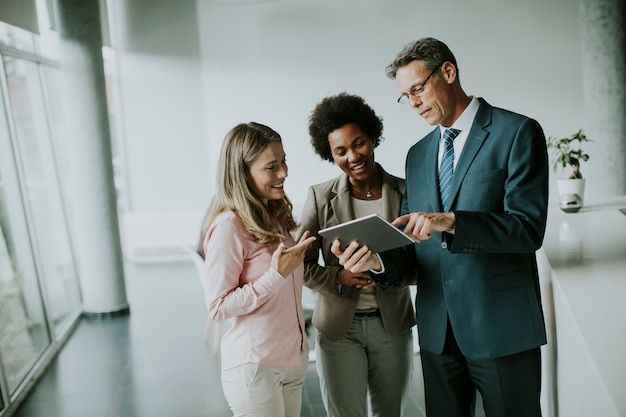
[247,141,288,206]
[328,122,377,183]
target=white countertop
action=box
[540,195,626,414]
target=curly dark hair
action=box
[308,92,383,162]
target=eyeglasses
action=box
[397,64,442,105]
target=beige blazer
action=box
[296,165,416,341]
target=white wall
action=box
[114,0,209,214]
[114,0,585,255]
[197,0,584,215]
[113,0,209,257]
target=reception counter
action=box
[537,196,626,417]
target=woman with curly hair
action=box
[296,93,415,417]
[201,122,316,417]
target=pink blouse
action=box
[203,210,308,371]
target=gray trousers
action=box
[315,315,414,417]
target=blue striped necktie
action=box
[439,128,461,212]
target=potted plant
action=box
[546,129,591,212]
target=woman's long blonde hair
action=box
[202,122,298,244]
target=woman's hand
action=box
[336,269,376,289]
[271,231,316,278]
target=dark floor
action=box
[11,261,436,417]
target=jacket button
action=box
[441,242,448,249]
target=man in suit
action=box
[332,38,549,417]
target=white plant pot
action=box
[557,178,586,212]
[557,178,586,200]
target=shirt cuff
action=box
[369,253,385,274]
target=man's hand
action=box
[392,212,455,242]
[330,239,382,274]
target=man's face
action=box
[395,60,455,127]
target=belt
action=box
[354,309,381,318]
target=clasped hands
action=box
[331,211,455,274]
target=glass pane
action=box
[39,66,83,329]
[0,22,35,53]
[3,56,81,338]
[34,0,59,59]
[0,138,49,394]
[103,46,127,212]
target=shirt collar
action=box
[439,96,480,138]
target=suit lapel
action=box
[328,164,402,223]
[424,129,444,211]
[329,174,354,224]
[448,100,492,209]
[380,167,402,220]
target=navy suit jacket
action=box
[380,98,548,360]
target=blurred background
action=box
[0,0,624,415]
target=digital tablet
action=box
[318,214,415,253]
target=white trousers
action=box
[221,352,309,417]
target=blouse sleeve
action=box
[203,215,287,322]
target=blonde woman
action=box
[201,122,316,417]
